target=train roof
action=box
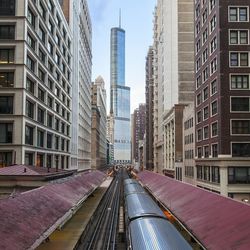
[124,183,146,197]
[129,217,192,250]
[125,193,165,220]
[124,179,138,185]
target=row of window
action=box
[184,166,194,178]
[0,0,15,16]
[25,151,70,169]
[195,0,216,19]
[26,99,70,135]
[196,165,220,183]
[197,122,218,141]
[197,144,218,158]
[25,124,69,152]
[196,101,218,123]
[184,117,194,130]
[184,134,194,145]
[184,150,194,160]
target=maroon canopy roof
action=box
[138,171,250,250]
[0,170,106,250]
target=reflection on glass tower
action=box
[110,26,131,163]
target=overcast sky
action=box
[88,0,156,113]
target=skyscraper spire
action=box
[119,8,121,28]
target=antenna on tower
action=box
[119,8,121,28]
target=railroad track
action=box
[76,170,122,250]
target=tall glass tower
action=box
[110,27,131,163]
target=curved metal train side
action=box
[124,178,192,250]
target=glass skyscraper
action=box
[110,27,131,163]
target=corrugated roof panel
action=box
[126,193,165,220]
[129,217,192,250]
[0,170,106,250]
[138,171,250,250]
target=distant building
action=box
[183,104,195,185]
[110,26,131,163]
[0,0,72,169]
[145,47,154,171]
[132,104,146,164]
[194,0,250,202]
[153,0,195,173]
[91,76,107,169]
[70,0,92,170]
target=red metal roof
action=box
[0,170,106,250]
[138,171,250,250]
[0,165,74,176]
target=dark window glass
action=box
[38,88,45,102]
[228,167,250,184]
[39,2,46,20]
[37,130,44,147]
[0,123,12,143]
[61,138,65,151]
[61,122,65,134]
[48,78,53,90]
[0,152,13,167]
[26,77,35,93]
[231,97,250,111]
[231,75,249,89]
[47,113,53,128]
[55,118,59,131]
[47,133,52,148]
[0,49,14,64]
[0,72,14,87]
[229,7,238,22]
[47,154,52,168]
[25,152,33,165]
[38,68,45,82]
[0,25,15,39]
[240,53,248,66]
[212,166,220,183]
[27,55,35,72]
[211,101,218,115]
[232,143,250,157]
[230,53,238,66]
[232,120,250,134]
[212,122,218,137]
[55,136,59,149]
[239,8,248,21]
[25,125,33,145]
[39,48,46,63]
[36,153,44,167]
[0,96,13,114]
[26,100,34,119]
[203,106,209,120]
[27,7,36,28]
[39,25,46,44]
[37,107,45,124]
[48,60,53,73]
[212,144,218,157]
[0,0,15,16]
[27,33,35,50]
[47,96,53,108]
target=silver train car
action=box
[124,179,192,250]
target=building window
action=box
[0,152,12,167]
[0,123,12,143]
[229,7,248,22]
[197,148,202,158]
[0,0,15,16]
[0,25,15,39]
[47,133,52,148]
[48,0,54,12]
[197,110,202,123]
[55,118,59,131]
[204,146,209,158]
[202,8,207,24]
[228,167,250,184]
[0,72,14,88]
[230,52,249,67]
[212,166,220,183]
[232,120,250,135]
[230,30,248,45]
[210,36,217,54]
[211,79,217,95]
[37,107,45,124]
[210,57,217,74]
[47,154,52,168]
[27,55,35,72]
[26,77,35,94]
[27,7,36,28]
[37,130,44,147]
[38,68,45,83]
[25,125,33,145]
[55,136,59,150]
[39,2,46,20]
[203,87,208,101]
[197,165,203,179]
[203,126,209,139]
[48,41,53,55]
[209,0,215,12]
[232,143,250,157]
[231,75,249,89]
[48,78,53,91]
[36,153,44,167]
[202,28,208,44]
[212,144,218,157]
[26,100,34,119]
[197,129,202,141]
[203,106,209,120]
[196,75,202,88]
[61,138,65,151]
[47,113,53,128]
[202,48,208,64]
[204,166,210,180]
[0,96,13,114]
[0,49,14,64]
[39,48,46,63]
[25,152,33,165]
[38,25,46,44]
[47,95,53,108]
[211,100,218,116]
[38,87,45,102]
[27,33,36,51]
[202,67,209,82]
[211,122,218,137]
[231,97,250,112]
[210,15,216,33]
